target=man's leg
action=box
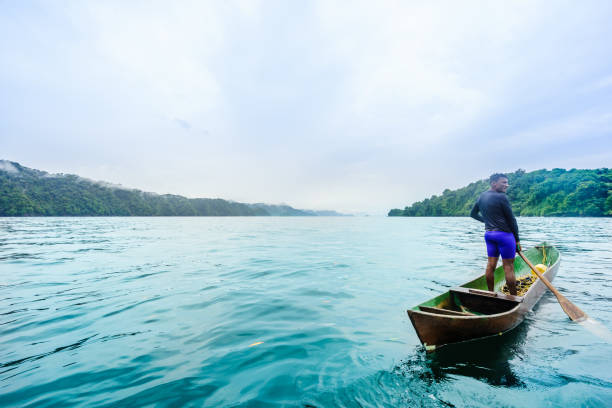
[485,256,499,291]
[502,258,517,296]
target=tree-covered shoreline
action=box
[389,168,611,217]
[0,161,343,217]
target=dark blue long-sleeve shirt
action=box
[470,190,519,241]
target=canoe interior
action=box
[410,244,559,316]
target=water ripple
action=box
[0,217,611,407]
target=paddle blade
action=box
[518,251,588,322]
[556,292,588,322]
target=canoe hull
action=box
[408,245,560,350]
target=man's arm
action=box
[470,201,484,223]
[501,195,519,242]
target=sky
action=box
[1,1,611,214]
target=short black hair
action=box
[489,173,508,184]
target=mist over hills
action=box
[0,161,345,217]
[389,168,611,217]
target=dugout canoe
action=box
[407,243,560,352]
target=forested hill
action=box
[0,161,343,217]
[389,168,611,217]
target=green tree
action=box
[389,168,611,217]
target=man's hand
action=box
[516,241,522,252]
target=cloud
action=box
[504,111,612,149]
[1,1,611,213]
[583,74,612,91]
[174,118,192,130]
[311,2,544,145]
[0,160,18,174]
[68,1,231,129]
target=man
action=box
[470,173,521,295]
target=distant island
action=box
[389,168,611,217]
[0,160,345,217]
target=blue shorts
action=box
[484,231,516,259]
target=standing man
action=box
[470,173,521,296]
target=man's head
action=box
[489,173,509,193]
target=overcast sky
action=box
[1,1,611,214]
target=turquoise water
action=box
[1,217,611,407]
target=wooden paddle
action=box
[518,251,588,322]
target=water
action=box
[1,217,611,407]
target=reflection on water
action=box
[580,318,612,342]
[305,325,529,408]
[422,322,529,388]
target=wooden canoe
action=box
[407,243,560,352]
